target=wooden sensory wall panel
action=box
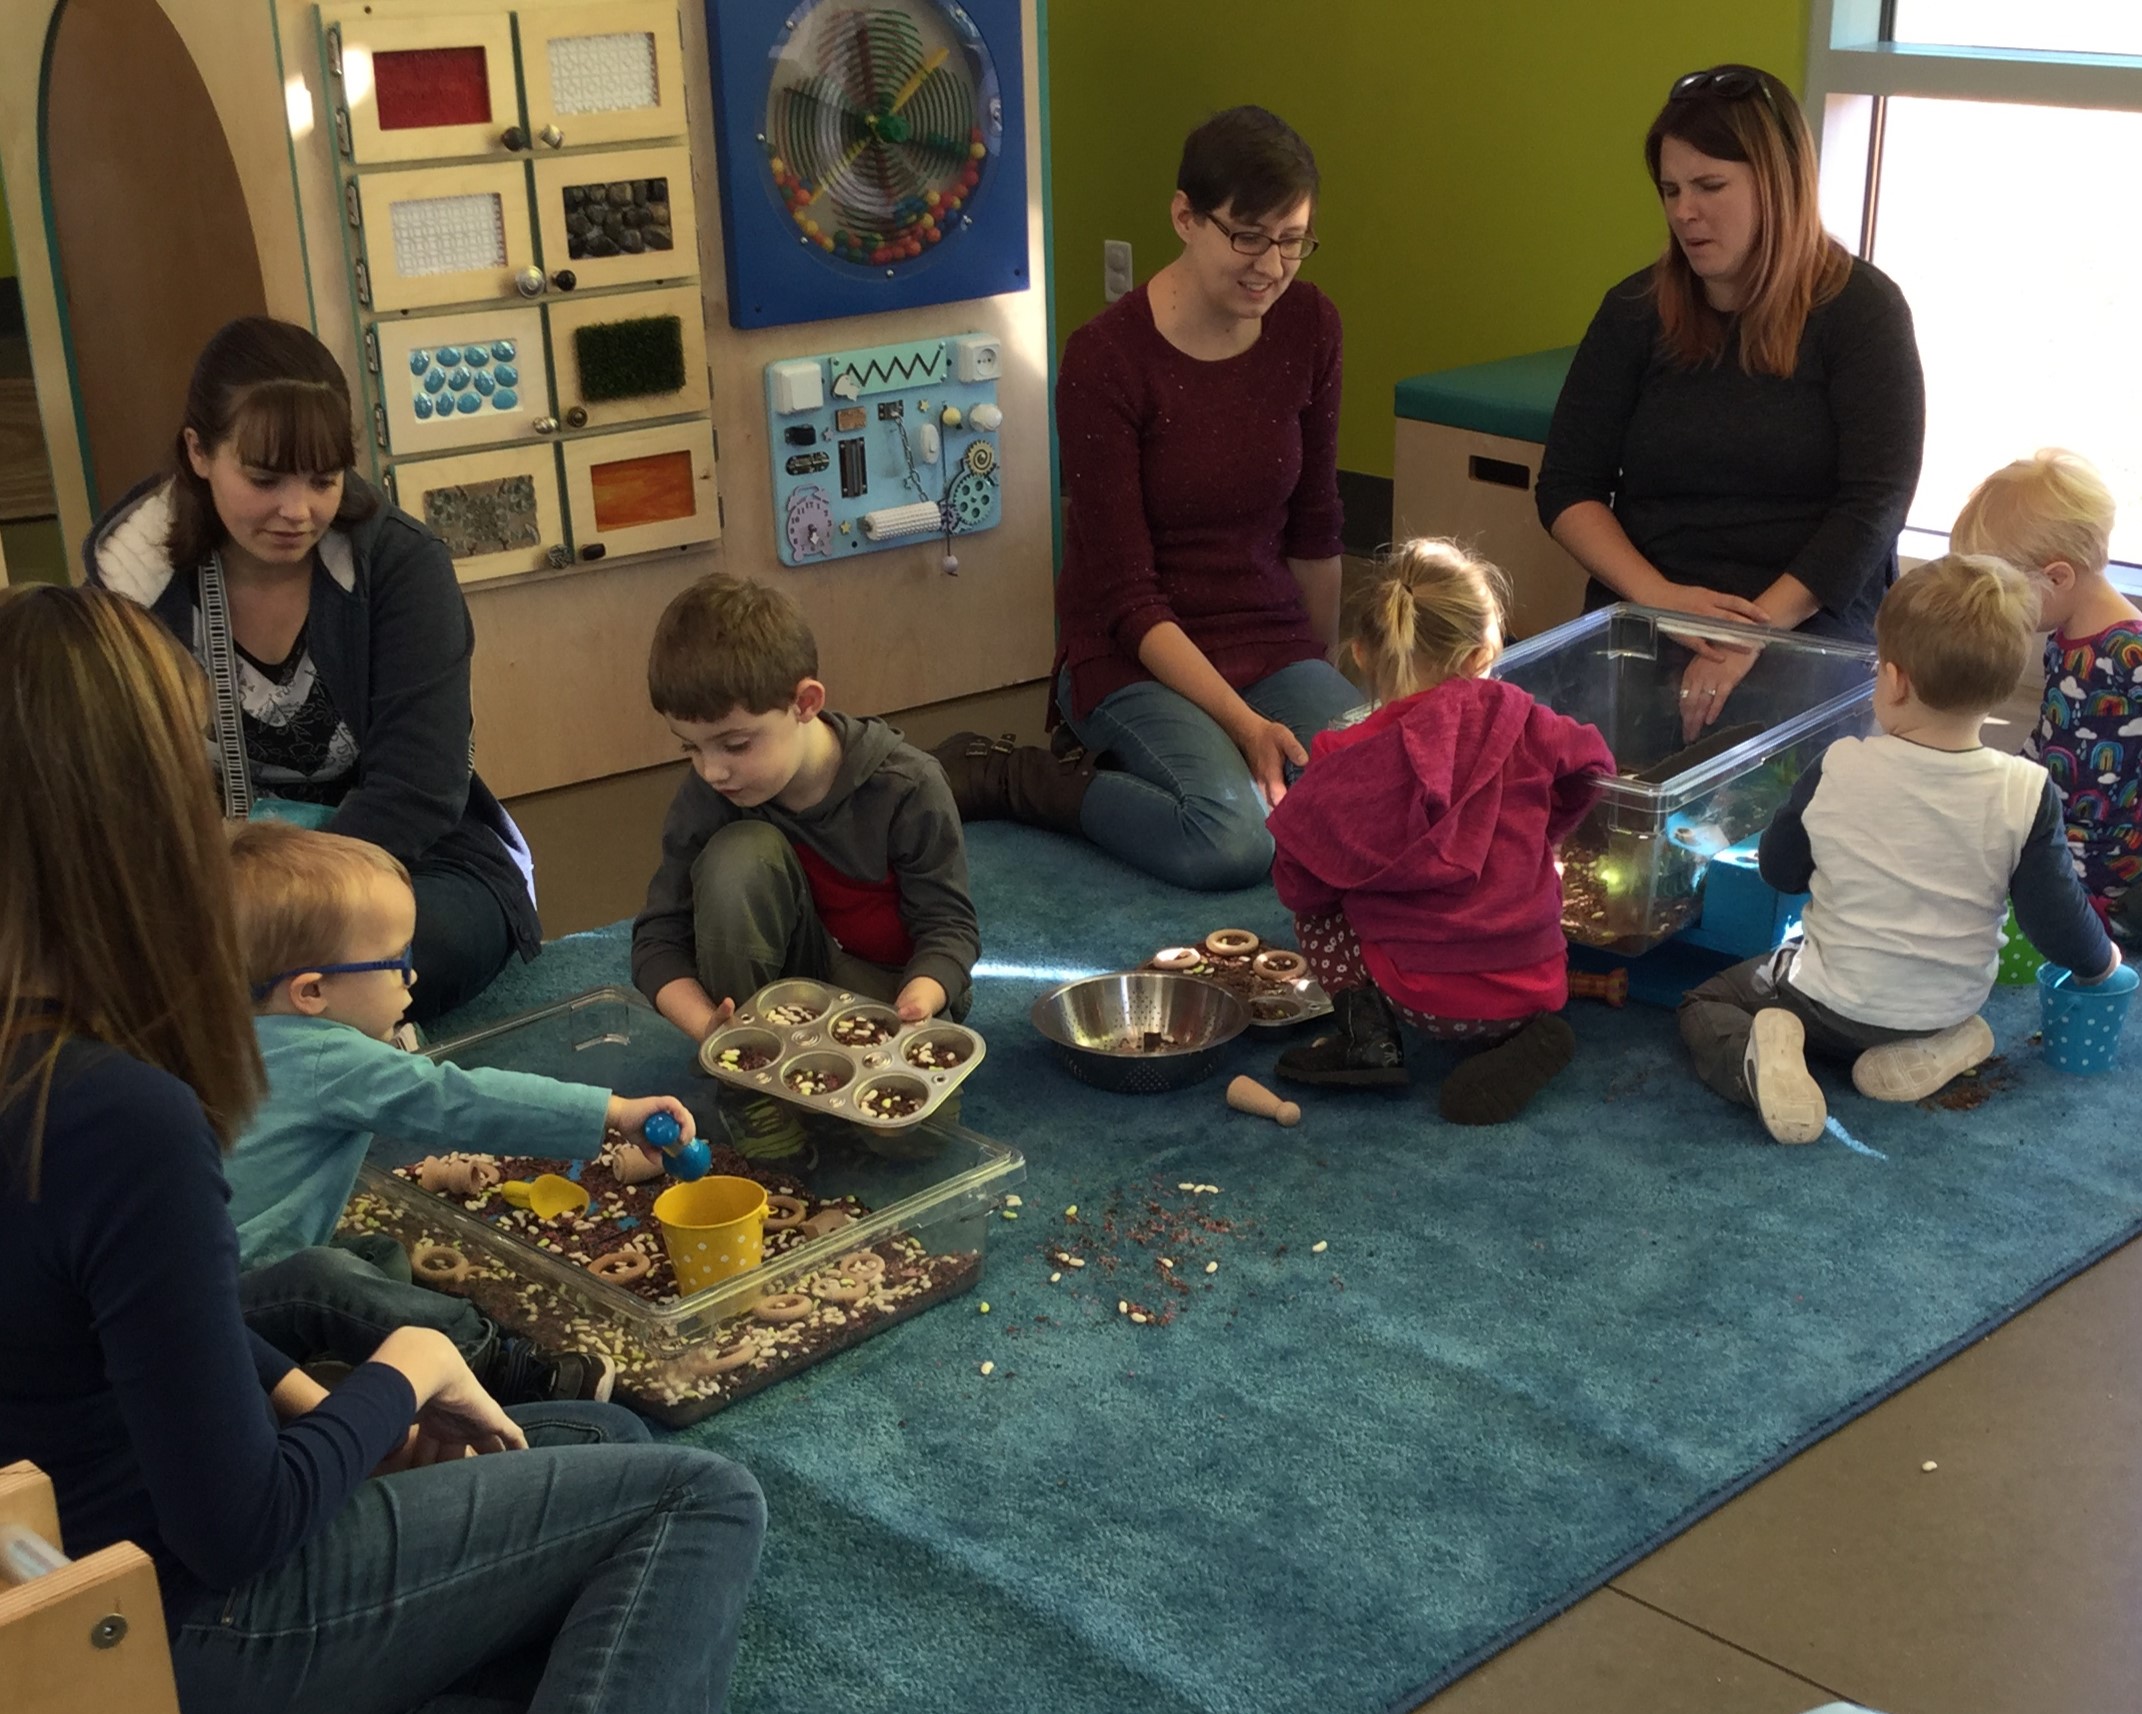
[0,0,1052,795]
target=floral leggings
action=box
[1294,912,1526,1045]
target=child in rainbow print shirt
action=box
[1953,450,2142,948]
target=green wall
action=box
[1048,0,1810,479]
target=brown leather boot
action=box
[930,731,1095,835]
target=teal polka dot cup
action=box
[2036,961,2139,1075]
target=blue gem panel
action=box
[407,338,523,421]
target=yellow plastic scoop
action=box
[497,1173,590,1219]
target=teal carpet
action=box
[439,825,2142,1714]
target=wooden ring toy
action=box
[586,1248,652,1285]
[1204,928,1260,958]
[764,1193,810,1231]
[411,1243,471,1287]
[751,1292,814,1324]
[811,1274,872,1304]
[696,1339,762,1376]
[837,1249,887,1280]
[1251,949,1307,980]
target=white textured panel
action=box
[548,32,659,115]
[389,192,507,278]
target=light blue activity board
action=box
[764,333,1003,568]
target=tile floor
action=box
[504,680,2137,1714]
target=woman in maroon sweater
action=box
[939,107,1359,889]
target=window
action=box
[1807,2,2142,572]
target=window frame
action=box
[1806,0,2142,580]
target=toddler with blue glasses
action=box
[227,820,694,1403]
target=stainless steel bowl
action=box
[1028,972,1249,1093]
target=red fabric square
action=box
[373,46,491,132]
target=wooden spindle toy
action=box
[1226,1074,1301,1127]
[415,1153,500,1196]
[1568,968,1629,1008]
[607,1140,665,1187]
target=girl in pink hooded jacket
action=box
[1267,540,1615,1123]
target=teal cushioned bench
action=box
[1393,346,1577,445]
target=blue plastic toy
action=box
[640,1110,711,1180]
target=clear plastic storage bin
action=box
[1492,605,1876,954]
[339,987,1024,1425]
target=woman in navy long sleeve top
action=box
[0,586,764,1714]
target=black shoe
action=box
[1275,987,1408,1088]
[1437,1013,1576,1126]
[488,1335,616,1404]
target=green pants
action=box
[690,820,971,1018]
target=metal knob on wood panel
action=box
[550,269,577,291]
[500,126,529,151]
[539,124,564,148]
[564,406,588,429]
[532,417,559,435]
[513,265,547,297]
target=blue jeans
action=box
[167,1403,765,1714]
[1061,658,1362,891]
[240,1235,498,1374]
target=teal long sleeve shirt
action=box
[227,1013,613,1267]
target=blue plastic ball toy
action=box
[642,1111,682,1150]
[670,1138,712,1181]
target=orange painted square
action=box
[589,448,697,532]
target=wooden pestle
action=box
[1226,1074,1301,1127]
[1568,968,1629,1008]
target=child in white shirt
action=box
[1680,555,2119,1144]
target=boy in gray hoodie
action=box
[632,574,980,1045]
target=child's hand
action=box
[2080,944,2125,986]
[705,995,737,1034]
[895,975,948,1023]
[606,1094,697,1148]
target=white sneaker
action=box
[1852,1015,1996,1103]
[1745,1009,1827,1144]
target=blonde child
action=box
[1680,555,2118,1144]
[227,820,694,1401]
[1265,540,1615,1123]
[1952,449,2142,947]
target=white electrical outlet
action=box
[1103,239,1133,303]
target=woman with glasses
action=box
[973,104,1357,890]
[1537,65,1924,737]
[85,316,539,1024]
[0,585,764,1714]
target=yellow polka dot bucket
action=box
[653,1176,770,1294]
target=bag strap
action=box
[197,552,253,819]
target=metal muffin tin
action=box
[696,978,986,1129]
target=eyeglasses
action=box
[1205,213,1319,262]
[1668,67,1783,124]
[251,944,416,1001]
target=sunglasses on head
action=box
[251,944,416,1002]
[1669,67,1783,122]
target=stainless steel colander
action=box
[1028,973,1249,1094]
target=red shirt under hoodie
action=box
[1268,676,1615,1019]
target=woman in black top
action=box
[85,318,539,1022]
[1537,65,1924,731]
